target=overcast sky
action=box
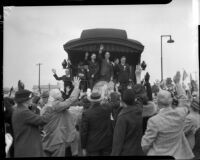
[3,0,199,90]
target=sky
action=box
[3,0,199,90]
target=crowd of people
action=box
[4,46,200,159]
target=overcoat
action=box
[12,104,51,157]
[80,103,113,152]
[111,103,144,156]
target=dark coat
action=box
[88,61,99,79]
[98,53,113,82]
[193,128,200,159]
[118,63,130,83]
[80,103,113,152]
[111,103,144,156]
[12,104,51,157]
[53,74,72,89]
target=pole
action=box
[161,36,163,81]
[36,63,42,94]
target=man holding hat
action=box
[12,89,52,157]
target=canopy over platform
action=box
[63,28,144,65]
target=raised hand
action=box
[5,133,13,154]
[100,44,104,51]
[52,69,56,74]
[135,65,142,76]
[173,71,181,84]
[72,77,81,89]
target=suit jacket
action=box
[53,74,72,88]
[118,63,130,83]
[88,61,99,79]
[111,103,144,156]
[12,104,51,157]
[80,103,113,152]
[98,53,113,81]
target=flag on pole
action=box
[182,70,188,81]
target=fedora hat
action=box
[87,92,102,102]
[14,89,32,103]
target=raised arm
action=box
[52,69,63,81]
[135,64,142,84]
[52,77,81,112]
[24,106,52,126]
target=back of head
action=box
[49,89,62,101]
[122,89,135,106]
[157,90,172,107]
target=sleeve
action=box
[111,116,127,156]
[184,117,197,135]
[145,82,153,101]
[53,74,63,81]
[175,83,189,116]
[52,88,80,112]
[94,63,99,76]
[127,64,130,79]
[110,63,114,79]
[141,118,158,153]
[80,112,89,149]
[24,108,52,126]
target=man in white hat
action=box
[41,77,81,157]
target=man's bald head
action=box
[157,90,172,107]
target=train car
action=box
[63,28,144,84]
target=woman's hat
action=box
[14,89,32,103]
[87,92,102,102]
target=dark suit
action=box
[12,104,51,157]
[80,103,113,155]
[53,74,72,93]
[98,54,113,82]
[88,61,99,88]
[111,103,144,156]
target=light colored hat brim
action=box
[87,95,103,102]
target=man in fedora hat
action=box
[12,89,52,157]
[80,90,113,156]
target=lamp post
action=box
[161,35,174,81]
[36,63,42,94]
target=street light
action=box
[161,35,174,81]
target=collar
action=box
[118,105,142,117]
[159,106,173,114]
